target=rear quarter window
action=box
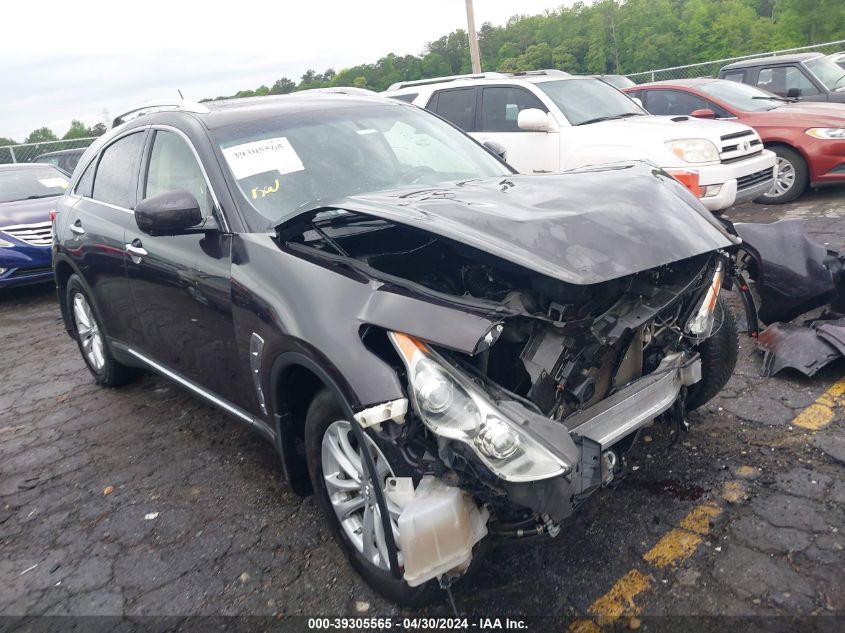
[427,87,476,132]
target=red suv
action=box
[625,78,845,203]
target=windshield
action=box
[213,102,510,227]
[536,78,645,125]
[698,80,784,111]
[805,56,845,91]
[0,166,69,203]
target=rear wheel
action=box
[304,389,439,606]
[66,274,138,387]
[686,296,738,411]
[755,146,808,204]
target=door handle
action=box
[125,240,148,262]
[70,220,85,236]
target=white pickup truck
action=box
[384,70,777,212]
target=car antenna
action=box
[178,89,184,99]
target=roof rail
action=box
[508,69,571,77]
[387,72,508,91]
[111,100,209,128]
[295,87,377,96]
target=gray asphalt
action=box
[1,189,843,619]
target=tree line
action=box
[5,0,843,143]
[203,0,844,98]
[0,120,107,148]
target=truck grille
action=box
[737,167,775,191]
[1,221,52,246]
[719,130,763,164]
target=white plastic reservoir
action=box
[395,476,489,587]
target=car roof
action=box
[196,91,408,130]
[385,69,573,92]
[721,52,823,70]
[626,78,719,89]
[0,163,63,172]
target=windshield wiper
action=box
[577,112,644,125]
[751,96,791,102]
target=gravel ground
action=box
[1,189,843,622]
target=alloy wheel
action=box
[72,292,105,372]
[321,420,402,570]
[771,156,795,197]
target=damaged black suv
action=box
[53,91,740,605]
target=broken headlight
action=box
[686,259,725,338]
[389,331,568,482]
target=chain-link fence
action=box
[627,39,845,84]
[0,137,98,166]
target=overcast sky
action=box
[1,0,566,142]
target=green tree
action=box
[25,127,58,144]
[270,77,296,94]
[0,137,16,147]
[89,123,108,137]
[62,119,90,140]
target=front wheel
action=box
[304,389,440,606]
[686,296,739,411]
[755,146,808,204]
[66,274,138,387]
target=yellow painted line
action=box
[678,502,721,535]
[792,376,845,430]
[589,569,652,619]
[643,528,703,568]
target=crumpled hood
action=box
[301,162,737,286]
[0,196,57,228]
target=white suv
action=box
[384,71,776,213]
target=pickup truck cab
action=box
[718,53,845,103]
[383,71,776,213]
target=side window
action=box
[756,66,820,97]
[645,90,708,116]
[480,87,547,132]
[92,132,144,208]
[722,71,744,83]
[428,88,476,131]
[144,130,213,216]
[74,159,96,197]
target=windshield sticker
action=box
[251,179,280,200]
[39,177,68,189]
[222,137,304,180]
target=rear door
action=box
[476,85,560,173]
[124,126,239,402]
[64,130,146,344]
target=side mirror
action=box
[786,87,801,99]
[690,108,716,119]
[135,190,203,235]
[483,140,508,162]
[517,108,555,132]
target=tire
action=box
[304,388,440,606]
[66,274,139,387]
[755,146,808,204]
[686,296,738,411]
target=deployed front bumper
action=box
[499,352,702,521]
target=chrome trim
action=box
[567,353,701,449]
[249,332,268,415]
[125,244,148,258]
[119,344,275,441]
[70,224,86,236]
[1,221,53,246]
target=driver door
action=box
[124,127,240,402]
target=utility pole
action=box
[465,0,482,73]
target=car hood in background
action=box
[285,162,737,286]
[751,102,845,127]
[0,196,58,227]
[590,113,756,143]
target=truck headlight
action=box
[389,331,568,482]
[805,128,845,139]
[686,259,725,339]
[666,138,719,164]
